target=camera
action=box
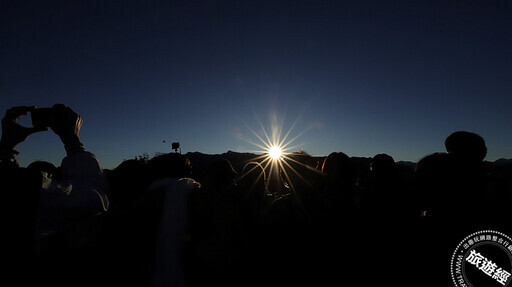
[172,142,181,153]
[31,108,55,129]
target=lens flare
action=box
[236,110,323,199]
[268,146,282,160]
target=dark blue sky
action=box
[1,0,511,169]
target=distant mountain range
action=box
[184,150,512,174]
[490,158,512,166]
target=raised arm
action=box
[0,106,47,168]
[38,104,109,228]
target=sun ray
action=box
[267,156,276,183]
[237,110,319,199]
[280,157,309,185]
[238,137,271,152]
[280,126,312,150]
[253,112,273,149]
[277,160,306,210]
[251,154,270,161]
[278,112,303,148]
[243,149,275,156]
[237,160,267,182]
[260,157,274,175]
[243,123,272,150]
[277,159,295,192]
[281,144,303,153]
[282,155,325,175]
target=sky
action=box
[1,0,511,169]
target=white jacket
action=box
[36,149,109,235]
[148,177,200,287]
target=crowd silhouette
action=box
[0,105,511,286]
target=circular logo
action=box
[451,230,512,287]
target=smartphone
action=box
[31,108,54,129]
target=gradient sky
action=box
[1,0,511,169]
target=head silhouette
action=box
[27,160,58,178]
[445,131,487,162]
[370,153,397,182]
[322,152,356,187]
[148,153,192,181]
[204,158,238,191]
[108,159,150,205]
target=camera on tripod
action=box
[172,142,181,154]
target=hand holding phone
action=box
[31,108,55,129]
[50,104,83,147]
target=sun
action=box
[268,146,282,160]
[236,111,322,197]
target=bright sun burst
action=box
[236,111,319,195]
[268,146,282,160]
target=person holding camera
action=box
[0,104,109,286]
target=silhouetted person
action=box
[146,153,200,287]
[238,161,271,225]
[445,131,490,225]
[445,130,487,163]
[27,160,59,178]
[188,158,241,287]
[0,106,47,285]
[235,162,273,285]
[361,153,406,220]
[279,151,322,221]
[316,151,358,284]
[262,151,319,285]
[320,151,356,225]
[414,132,490,287]
[97,158,152,287]
[239,161,267,193]
[0,105,109,286]
[413,152,460,286]
[106,159,150,211]
[485,163,512,234]
[358,153,416,285]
